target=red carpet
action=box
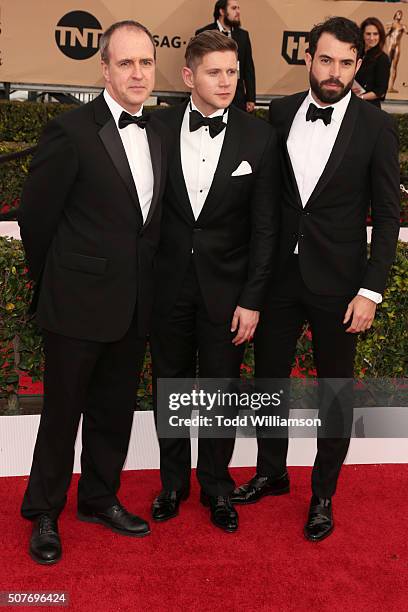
[0,466,407,612]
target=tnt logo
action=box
[55,11,103,60]
[281,31,309,65]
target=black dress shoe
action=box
[29,515,61,565]
[230,472,290,505]
[77,503,150,537]
[304,496,334,542]
[200,492,238,533]
[151,488,190,522]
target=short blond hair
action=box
[185,30,238,70]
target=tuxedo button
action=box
[194,228,202,232]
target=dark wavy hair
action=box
[361,17,386,59]
[308,16,364,60]
[213,0,228,21]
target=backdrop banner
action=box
[0,0,407,98]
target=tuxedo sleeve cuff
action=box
[358,288,383,304]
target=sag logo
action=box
[281,31,310,65]
[55,11,103,60]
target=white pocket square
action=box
[231,161,252,176]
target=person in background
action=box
[354,17,390,108]
[196,0,256,112]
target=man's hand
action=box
[246,102,255,113]
[231,306,259,345]
[343,295,377,333]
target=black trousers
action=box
[255,256,358,498]
[151,260,245,497]
[21,317,146,520]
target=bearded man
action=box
[231,17,400,542]
[196,0,255,112]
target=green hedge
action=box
[0,142,33,214]
[0,101,75,144]
[398,113,408,154]
[1,101,407,224]
[1,236,406,411]
[0,237,43,412]
[401,153,408,181]
[1,100,408,148]
[254,108,408,153]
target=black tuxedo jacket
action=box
[195,23,256,105]
[152,101,279,323]
[18,94,166,341]
[269,91,400,296]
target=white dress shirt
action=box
[180,99,228,220]
[287,89,381,304]
[217,20,231,37]
[103,89,154,223]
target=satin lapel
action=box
[143,122,162,228]
[306,94,359,207]
[98,117,143,224]
[168,102,195,224]
[283,92,308,210]
[196,106,241,224]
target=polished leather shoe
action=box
[230,472,290,505]
[29,515,61,565]
[200,492,238,533]
[151,488,189,522]
[77,503,150,537]
[304,495,334,542]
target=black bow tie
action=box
[306,103,334,126]
[189,110,227,138]
[118,111,150,130]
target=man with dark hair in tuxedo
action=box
[196,0,256,113]
[150,30,279,533]
[19,20,166,564]
[231,16,400,541]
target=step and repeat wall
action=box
[0,0,407,98]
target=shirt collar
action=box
[304,89,351,123]
[189,97,229,124]
[103,89,143,128]
[216,19,232,35]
